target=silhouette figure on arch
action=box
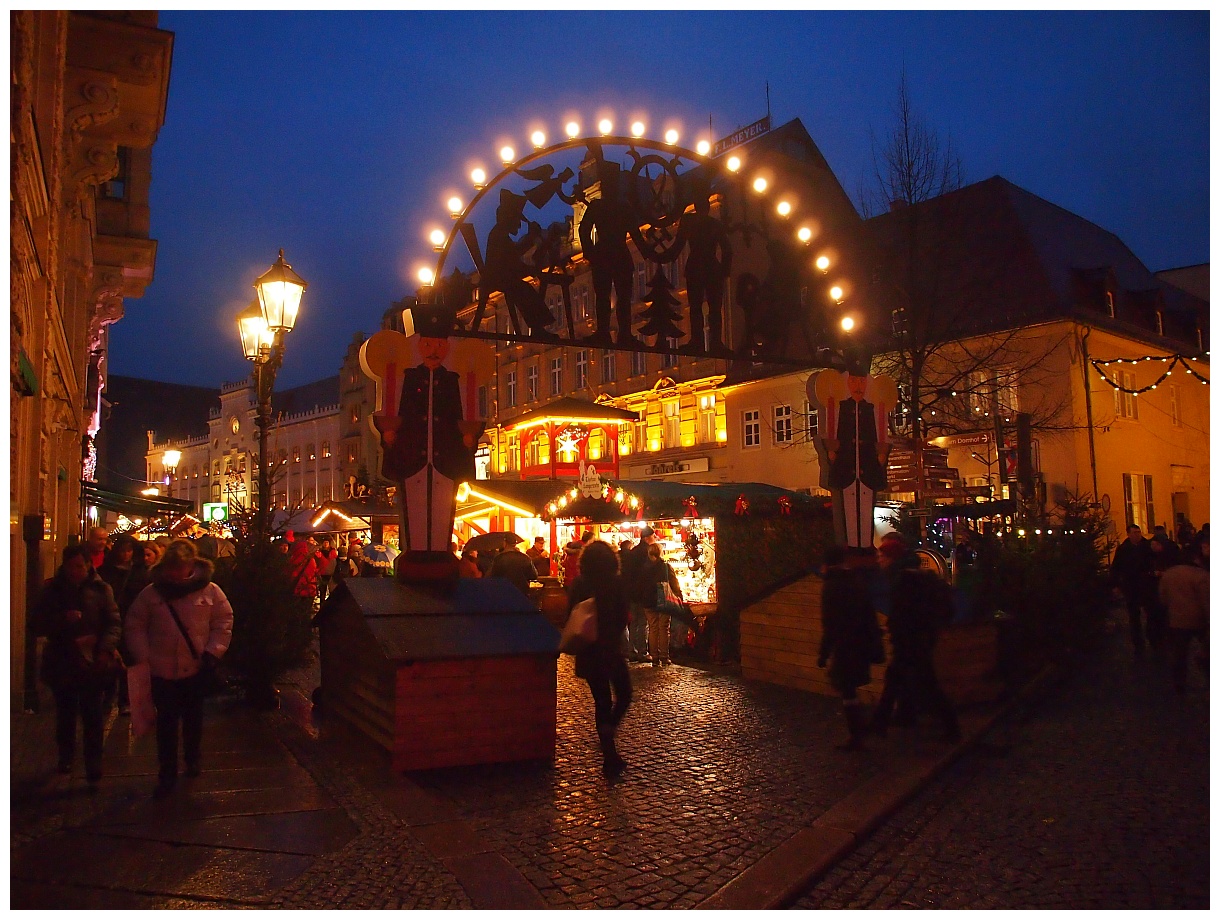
[578,162,649,348]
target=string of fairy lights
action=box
[1090,353,1210,393]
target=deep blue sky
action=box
[110,11,1210,390]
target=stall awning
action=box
[501,396,639,431]
[463,477,830,523]
[82,482,194,518]
[309,498,397,532]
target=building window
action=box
[699,394,717,443]
[293,447,301,463]
[550,356,563,395]
[213,461,221,477]
[351,405,360,424]
[602,350,616,383]
[805,401,820,438]
[307,444,315,461]
[524,434,541,468]
[507,434,520,471]
[1169,384,1181,427]
[635,261,648,301]
[743,409,761,448]
[773,404,793,444]
[1114,370,1138,419]
[527,364,539,402]
[664,400,681,448]
[346,445,357,464]
[1122,473,1155,532]
[576,350,588,389]
[575,287,589,322]
[478,384,490,419]
[631,350,647,377]
[505,370,517,408]
[101,146,130,200]
[321,441,331,458]
[587,428,606,461]
[661,349,677,369]
[634,420,648,453]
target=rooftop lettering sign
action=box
[712,115,771,157]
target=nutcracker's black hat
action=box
[412,303,456,339]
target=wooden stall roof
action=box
[339,578,558,662]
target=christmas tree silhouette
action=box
[637,266,684,347]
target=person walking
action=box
[1111,524,1158,653]
[643,542,682,667]
[125,539,234,797]
[142,541,163,569]
[620,526,656,663]
[457,546,481,578]
[98,534,150,714]
[871,536,960,743]
[490,545,538,598]
[288,536,320,603]
[1159,545,1210,694]
[566,540,632,779]
[84,526,110,571]
[315,537,338,604]
[818,545,885,750]
[33,545,123,786]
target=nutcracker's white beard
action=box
[404,467,455,552]
[833,480,876,549]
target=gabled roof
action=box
[502,396,638,431]
[863,175,1207,348]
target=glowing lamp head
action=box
[752,176,768,193]
[696,139,711,156]
[816,255,831,272]
[830,285,844,302]
[470,167,487,187]
[499,145,515,164]
[418,267,435,286]
[162,449,182,472]
[429,229,446,249]
[598,118,613,135]
[797,226,813,243]
[726,155,742,172]
[664,128,679,144]
[565,121,580,138]
[630,121,645,137]
[254,249,308,334]
[447,196,463,217]
[530,130,546,148]
[776,200,792,217]
[840,315,855,332]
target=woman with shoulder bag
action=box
[126,539,233,797]
[33,544,123,786]
[565,540,632,779]
[643,543,682,667]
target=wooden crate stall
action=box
[319,577,560,771]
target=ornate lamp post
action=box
[162,449,181,498]
[237,249,308,540]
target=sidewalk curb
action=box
[697,664,1065,910]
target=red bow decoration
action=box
[683,496,698,518]
[734,495,750,516]
[777,495,791,516]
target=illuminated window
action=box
[293,448,301,463]
[588,428,605,460]
[346,445,357,463]
[351,405,360,424]
[524,435,541,468]
[699,394,717,443]
[743,409,761,448]
[527,364,539,402]
[576,350,588,389]
[805,401,820,437]
[321,441,331,458]
[478,384,490,419]
[602,350,616,383]
[773,404,793,444]
[307,444,315,461]
[505,370,516,408]
[507,434,520,471]
[619,427,633,456]
[1114,370,1138,419]
[1122,473,1154,532]
[550,356,563,394]
[1169,385,1181,427]
[664,400,681,448]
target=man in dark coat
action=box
[381,307,477,555]
[819,545,885,750]
[620,527,656,662]
[1111,524,1157,652]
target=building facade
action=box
[11,11,173,708]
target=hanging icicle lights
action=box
[420,114,844,308]
[1091,353,1210,392]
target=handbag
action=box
[655,580,684,615]
[558,597,599,655]
[166,599,227,697]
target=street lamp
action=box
[162,449,181,497]
[238,250,308,540]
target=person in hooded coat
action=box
[33,544,122,785]
[126,538,233,796]
[97,533,150,714]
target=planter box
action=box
[319,577,559,771]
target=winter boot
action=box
[597,722,626,778]
[835,701,867,751]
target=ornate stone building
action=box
[10,11,173,707]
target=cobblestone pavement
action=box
[792,630,1210,909]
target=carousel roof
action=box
[500,397,639,431]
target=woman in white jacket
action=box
[126,539,233,796]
